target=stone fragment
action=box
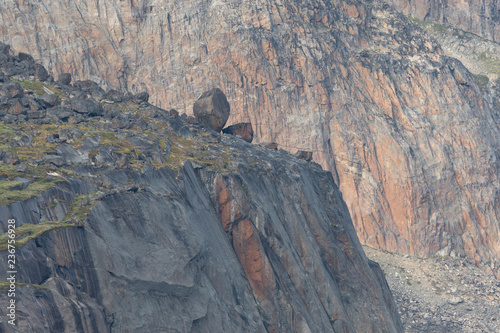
[43,154,65,167]
[169,109,179,118]
[260,142,278,150]
[0,150,19,165]
[58,128,83,142]
[15,162,28,173]
[294,150,313,161]
[448,297,464,306]
[186,116,197,124]
[133,91,149,102]
[222,122,254,143]
[105,89,125,102]
[193,88,230,132]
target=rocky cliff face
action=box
[2,0,500,278]
[384,0,500,43]
[0,48,402,332]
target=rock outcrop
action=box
[384,0,500,43]
[0,48,402,332]
[2,0,500,278]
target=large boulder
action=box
[193,88,230,132]
[222,122,254,143]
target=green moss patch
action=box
[0,281,48,290]
[0,178,61,205]
[0,193,98,251]
[14,79,62,97]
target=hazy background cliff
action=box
[384,0,500,43]
[2,0,500,278]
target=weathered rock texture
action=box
[0,52,402,332]
[384,0,500,43]
[2,0,500,277]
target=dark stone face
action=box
[193,88,230,132]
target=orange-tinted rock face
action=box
[384,0,500,43]
[3,0,500,277]
[207,163,402,332]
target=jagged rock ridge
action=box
[2,0,500,278]
[0,47,402,332]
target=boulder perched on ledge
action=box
[193,88,230,132]
[222,122,254,143]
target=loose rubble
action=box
[365,246,500,332]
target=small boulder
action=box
[295,150,313,162]
[36,94,60,108]
[193,88,230,132]
[169,109,179,118]
[222,122,254,143]
[59,128,83,141]
[74,80,105,99]
[8,99,26,115]
[1,82,24,99]
[58,73,72,85]
[35,64,49,82]
[70,98,103,116]
[447,297,464,306]
[187,116,198,124]
[260,142,278,150]
[43,154,65,167]
[105,89,125,102]
[133,91,149,103]
[0,150,19,165]
[18,52,34,64]
[15,163,28,173]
